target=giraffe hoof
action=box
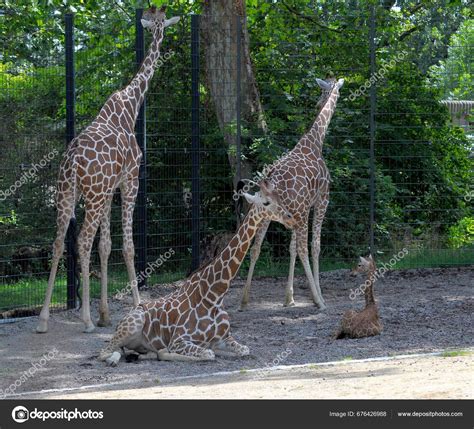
[106,351,121,367]
[239,345,250,356]
[83,324,96,333]
[284,301,295,307]
[238,304,248,312]
[201,350,216,360]
[97,318,112,327]
[36,320,48,334]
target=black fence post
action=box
[65,13,78,310]
[135,9,148,288]
[235,16,242,183]
[191,15,201,272]
[368,5,377,254]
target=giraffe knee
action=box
[52,239,65,259]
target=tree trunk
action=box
[200,0,267,191]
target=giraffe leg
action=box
[36,190,75,334]
[240,220,270,311]
[311,190,329,306]
[160,339,215,362]
[296,226,326,309]
[213,335,250,357]
[284,230,297,307]
[120,178,140,306]
[78,204,105,333]
[98,307,146,366]
[97,196,113,327]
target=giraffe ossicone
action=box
[240,76,344,311]
[36,6,179,334]
[99,182,296,366]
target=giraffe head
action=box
[315,75,344,115]
[141,5,180,33]
[350,255,376,276]
[241,179,296,228]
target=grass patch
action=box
[1,246,472,313]
[0,268,187,312]
[440,349,472,358]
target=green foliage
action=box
[429,19,474,100]
[0,0,472,303]
[448,216,474,248]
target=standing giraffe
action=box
[240,77,344,311]
[334,255,383,339]
[98,180,296,365]
[36,6,180,334]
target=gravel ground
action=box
[0,266,472,398]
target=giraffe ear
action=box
[243,192,262,205]
[316,78,331,91]
[359,256,368,264]
[164,16,180,27]
[337,78,344,89]
[141,19,153,28]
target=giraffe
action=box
[98,180,296,365]
[240,77,344,311]
[334,255,383,339]
[36,6,180,334]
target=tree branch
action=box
[280,0,342,33]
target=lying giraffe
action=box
[36,6,180,334]
[334,255,383,339]
[240,77,344,311]
[99,181,295,365]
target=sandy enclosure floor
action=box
[0,266,472,398]
[48,354,473,399]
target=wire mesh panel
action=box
[373,3,473,268]
[0,12,66,317]
[0,1,472,318]
[246,3,373,276]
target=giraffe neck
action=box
[197,207,263,305]
[122,26,165,123]
[364,265,376,306]
[302,89,340,153]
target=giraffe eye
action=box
[262,201,270,206]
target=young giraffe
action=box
[334,255,383,339]
[99,181,296,365]
[240,77,344,311]
[36,6,180,334]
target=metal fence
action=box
[0,4,472,318]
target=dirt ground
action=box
[47,354,473,399]
[0,266,472,399]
